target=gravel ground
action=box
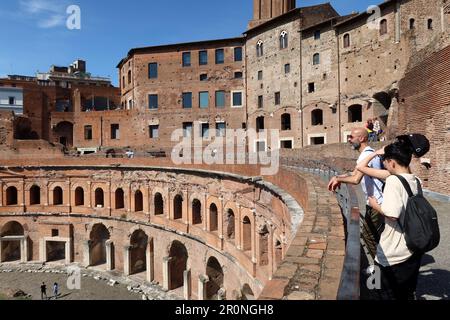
[0,264,181,301]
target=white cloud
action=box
[19,0,68,28]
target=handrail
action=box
[281,156,361,300]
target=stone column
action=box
[123,245,132,276]
[21,237,28,263]
[198,274,209,301]
[251,209,257,264]
[162,256,172,291]
[65,239,71,264]
[395,1,401,43]
[183,269,191,300]
[236,205,242,250]
[39,238,46,262]
[106,240,114,271]
[146,239,154,282]
[183,190,189,225]
[83,240,91,267]
[268,229,274,279]
[0,181,3,206]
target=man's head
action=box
[348,128,369,151]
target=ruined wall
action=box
[398,44,450,195]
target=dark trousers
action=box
[361,206,385,259]
[376,253,423,300]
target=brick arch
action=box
[171,192,184,220]
[189,193,204,226]
[206,255,225,300]
[206,196,221,233]
[223,202,238,242]
[240,208,255,253]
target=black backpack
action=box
[395,175,440,253]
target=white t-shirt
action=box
[357,147,384,205]
[376,174,419,267]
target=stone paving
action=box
[0,263,181,300]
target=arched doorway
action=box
[53,187,63,205]
[135,190,143,212]
[224,209,235,241]
[168,240,188,290]
[89,224,110,266]
[242,217,252,252]
[115,188,125,209]
[206,257,224,300]
[30,185,41,205]
[95,188,104,207]
[0,221,24,262]
[258,225,269,266]
[192,199,202,225]
[154,193,164,215]
[209,204,218,232]
[75,187,84,206]
[130,230,148,275]
[173,195,183,220]
[6,186,18,206]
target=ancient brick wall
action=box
[398,44,450,195]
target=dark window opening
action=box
[311,109,324,126]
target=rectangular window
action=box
[258,95,263,109]
[201,123,209,138]
[199,91,209,108]
[232,92,243,107]
[182,92,192,108]
[258,70,263,80]
[111,124,120,140]
[148,63,158,79]
[234,47,243,61]
[281,140,293,149]
[9,97,15,105]
[215,49,224,64]
[182,52,191,67]
[200,74,208,81]
[84,125,92,140]
[234,71,243,79]
[183,122,193,137]
[284,64,290,74]
[215,91,225,108]
[275,92,281,105]
[148,94,158,109]
[308,83,315,93]
[314,30,321,40]
[216,122,226,137]
[149,125,159,139]
[199,50,208,65]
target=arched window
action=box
[95,188,104,208]
[115,188,125,209]
[122,76,125,88]
[209,203,218,232]
[380,19,388,35]
[192,199,202,225]
[173,195,183,220]
[281,113,291,131]
[127,70,131,84]
[6,186,18,206]
[242,217,252,252]
[256,40,264,57]
[135,190,143,212]
[75,187,84,206]
[348,104,363,123]
[154,193,164,215]
[343,33,350,48]
[53,187,63,206]
[30,185,41,205]
[279,31,288,49]
[409,18,415,30]
[428,19,433,30]
[311,109,324,126]
[313,53,320,65]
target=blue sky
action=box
[0,0,377,86]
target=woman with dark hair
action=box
[363,141,424,300]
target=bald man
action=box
[328,127,385,259]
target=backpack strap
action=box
[395,175,414,198]
[416,178,423,196]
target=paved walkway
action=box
[416,198,450,300]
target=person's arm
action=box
[328,168,364,191]
[356,149,390,180]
